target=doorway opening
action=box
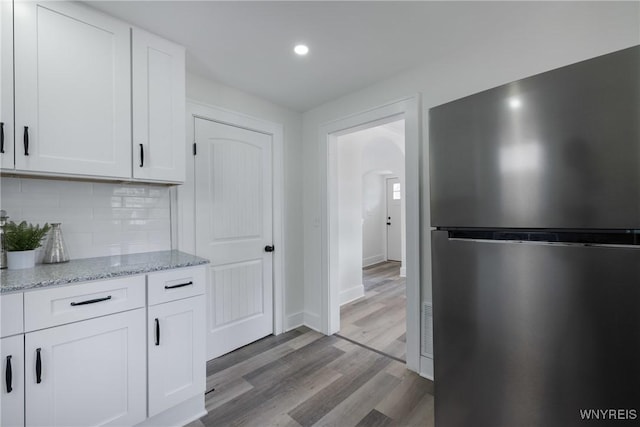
[319,95,420,372]
[335,118,407,361]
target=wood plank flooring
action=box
[187,327,433,427]
[339,261,406,361]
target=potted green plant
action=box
[3,221,51,269]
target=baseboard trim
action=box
[303,311,322,332]
[285,311,304,331]
[363,254,385,267]
[340,284,364,306]
[419,355,434,380]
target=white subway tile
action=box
[57,181,92,195]
[148,208,171,219]
[148,187,170,198]
[2,177,171,259]
[1,177,21,194]
[147,230,171,245]
[23,207,93,222]
[123,218,170,231]
[18,193,59,208]
[20,179,62,194]
[90,195,123,208]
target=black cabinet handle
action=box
[265,245,275,252]
[36,348,42,384]
[23,126,29,156]
[5,355,12,393]
[164,281,193,290]
[70,295,112,306]
[155,318,160,346]
[139,144,144,167]
[0,122,4,154]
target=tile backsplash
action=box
[0,177,172,260]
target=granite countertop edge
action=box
[0,250,209,295]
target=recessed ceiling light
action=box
[294,44,309,56]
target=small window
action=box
[393,183,401,200]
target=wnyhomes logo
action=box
[579,409,637,421]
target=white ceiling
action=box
[88,1,638,112]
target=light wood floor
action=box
[187,327,434,427]
[339,261,407,361]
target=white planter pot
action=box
[7,250,37,270]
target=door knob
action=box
[265,245,275,252]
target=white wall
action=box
[302,1,639,357]
[0,177,171,260]
[182,72,305,329]
[336,123,405,305]
[362,171,385,267]
[337,135,363,304]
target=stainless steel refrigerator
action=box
[430,46,640,427]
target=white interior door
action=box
[194,118,274,360]
[386,177,402,261]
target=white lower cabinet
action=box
[2,335,25,427]
[1,265,206,427]
[25,309,147,427]
[148,296,205,417]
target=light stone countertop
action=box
[0,250,209,294]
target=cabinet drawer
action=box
[24,275,146,332]
[148,266,206,306]
[1,293,24,338]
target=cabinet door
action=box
[0,0,13,170]
[25,309,146,427]
[14,0,131,178]
[132,28,185,183]
[1,293,24,339]
[1,335,25,427]
[148,296,205,417]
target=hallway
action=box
[338,261,406,361]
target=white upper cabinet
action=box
[8,1,186,183]
[0,0,13,170]
[14,0,132,178]
[132,28,186,183]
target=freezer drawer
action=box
[429,46,640,229]
[432,230,640,427]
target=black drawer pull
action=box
[155,318,160,346]
[164,281,193,290]
[70,295,112,306]
[36,348,42,384]
[5,355,12,393]
[0,122,4,154]
[23,126,29,156]
[139,144,144,167]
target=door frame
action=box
[176,100,286,336]
[319,95,421,372]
